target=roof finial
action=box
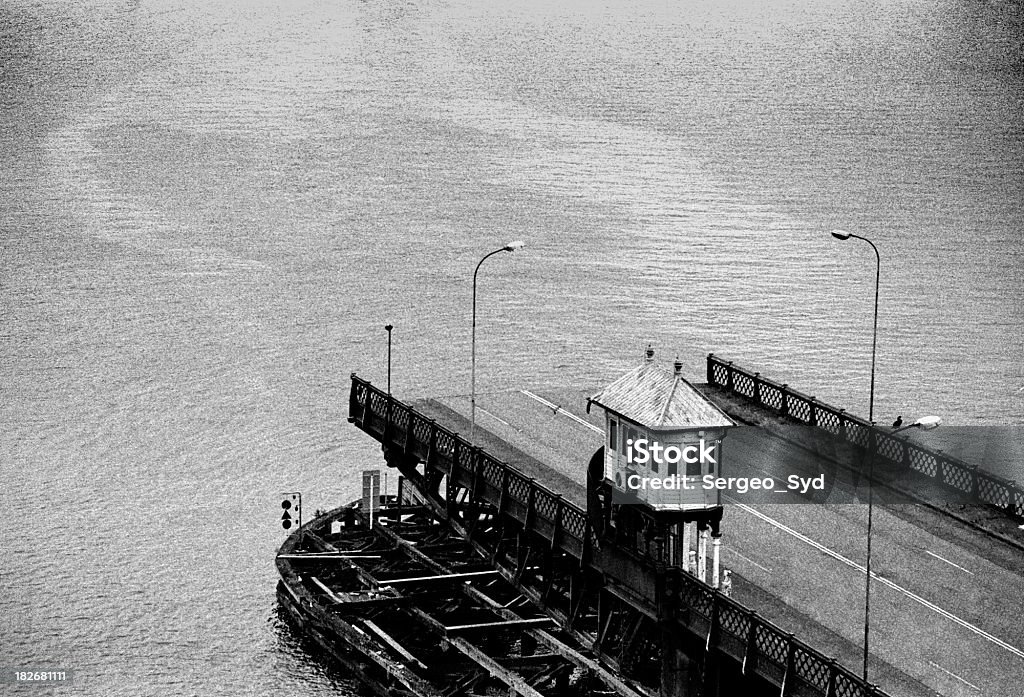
[674,356,683,376]
[645,344,655,362]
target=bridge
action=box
[347,354,1024,697]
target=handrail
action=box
[706,354,1024,519]
[348,373,891,697]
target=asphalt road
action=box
[416,387,1024,697]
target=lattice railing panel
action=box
[941,461,974,493]
[507,473,530,503]
[816,410,841,435]
[561,508,586,539]
[978,475,1011,508]
[760,383,783,410]
[788,398,811,423]
[907,447,937,476]
[755,625,789,665]
[876,434,903,463]
[534,490,558,520]
[793,647,830,692]
[719,603,750,638]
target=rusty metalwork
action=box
[706,354,1024,520]
[346,374,891,697]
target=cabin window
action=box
[706,443,719,475]
[686,457,701,477]
[609,419,617,451]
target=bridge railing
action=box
[349,374,890,697]
[707,354,1024,519]
[349,376,590,558]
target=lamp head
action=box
[912,415,941,430]
[831,229,852,240]
[504,240,525,252]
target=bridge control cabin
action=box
[588,346,736,516]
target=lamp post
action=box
[384,324,393,395]
[830,230,880,423]
[830,228,883,684]
[860,416,941,683]
[471,241,525,442]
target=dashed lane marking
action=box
[519,390,604,434]
[477,407,512,428]
[928,660,980,691]
[726,548,771,573]
[925,550,974,576]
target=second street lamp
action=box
[471,240,525,443]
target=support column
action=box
[711,534,722,589]
[698,526,708,584]
[661,623,697,697]
[682,522,691,570]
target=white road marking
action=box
[726,548,771,573]
[926,550,974,576]
[727,497,1024,662]
[477,407,512,428]
[520,390,604,434]
[928,660,980,691]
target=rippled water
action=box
[1,0,1021,694]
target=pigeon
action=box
[892,415,904,429]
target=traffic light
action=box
[281,493,301,531]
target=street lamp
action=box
[830,230,880,423]
[862,414,941,683]
[471,240,525,442]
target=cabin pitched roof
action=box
[589,361,735,430]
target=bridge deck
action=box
[412,386,1024,697]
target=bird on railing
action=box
[892,415,904,429]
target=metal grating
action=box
[412,415,433,446]
[816,410,841,435]
[907,447,937,476]
[681,581,713,619]
[352,381,367,408]
[876,434,903,463]
[845,422,871,448]
[369,390,388,418]
[434,430,455,457]
[534,490,558,520]
[788,399,811,423]
[507,474,530,503]
[733,373,755,398]
[755,624,789,665]
[793,647,830,691]
[833,673,866,697]
[978,475,1010,508]
[761,383,783,410]
[711,363,729,386]
[942,461,973,493]
[480,457,502,486]
[561,509,586,539]
[718,603,750,638]
[457,442,475,470]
